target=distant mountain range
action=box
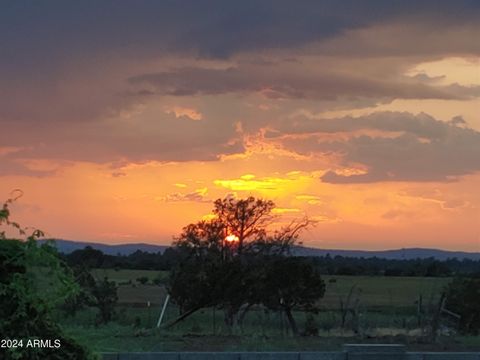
[40,239,168,256]
[40,239,480,261]
[292,246,480,261]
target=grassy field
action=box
[58,270,477,353]
[61,295,480,353]
[90,268,167,283]
[92,269,450,309]
[64,322,480,353]
[322,275,449,309]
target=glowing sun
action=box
[225,234,239,243]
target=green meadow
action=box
[57,270,480,353]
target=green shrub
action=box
[0,194,98,359]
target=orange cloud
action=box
[272,207,301,214]
[166,106,203,120]
[157,187,209,203]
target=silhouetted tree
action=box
[166,196,322,334]
[213,196,275,254]
[91,276,118,325]
[67,246,105,268]
[445,277,480,334]
[261,256,325,335]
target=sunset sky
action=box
[1,1,479,251]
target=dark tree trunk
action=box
[237,303,253,332]
[284,307,298,335]
[224,306,236,332]
[163,306,202,328]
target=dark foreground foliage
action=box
[0,239,98,360]
[0,194,97,360]
[445,276,480,334]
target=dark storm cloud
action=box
[0,1,478,124]
[3,1,479,61]
[276,112,480,183]
[0,158,56,177]
[268,112,462,139]
[129,66,479,101]
[0,111,245,166]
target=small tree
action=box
[91,277,118,325]
[137,276,149,285]
[61,266,96,317]
[67,246,105,268]
[445,277,480,334]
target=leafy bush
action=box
[136,276,149,285]
[0,194,98,359]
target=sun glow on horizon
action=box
[225,234,239,243]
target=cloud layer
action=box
[1,1,479,183]
[272,112,480,183]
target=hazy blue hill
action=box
[40,239,480,260]
[39,239,168,255]
[292,246,480,261]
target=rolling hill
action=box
[40,239,480,260]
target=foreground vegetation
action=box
[51,269,480,352]
[63,324,480,353]
[91,270,449,308]
[0,193,97,359]
[56,279,480,353]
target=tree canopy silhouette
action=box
[166,196,324,334]
[445,276,480,334]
